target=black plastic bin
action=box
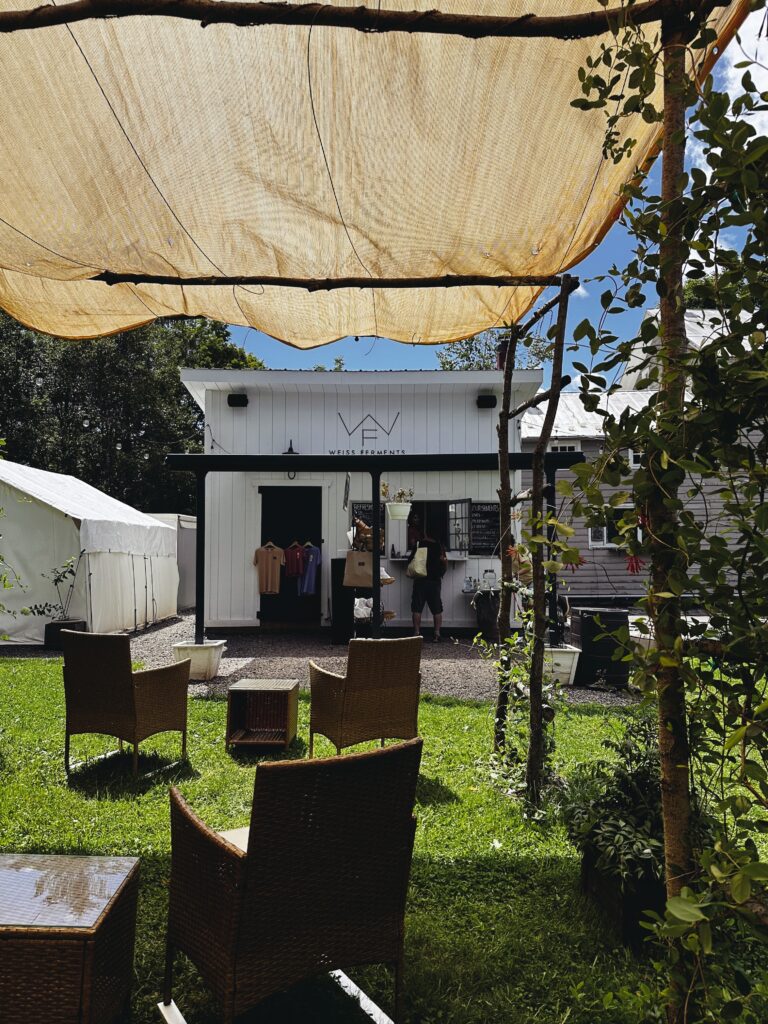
[473,589,499,641]
[571,607,630,689]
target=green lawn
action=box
[0,658,653,1023]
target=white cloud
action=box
[689,9,768,170]
[720,8,768,135]
[574,283,589,299]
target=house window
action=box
[628,449,642,468]
[549,440,581,453]
[589,505,636,549]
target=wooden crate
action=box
[226,679,299,751]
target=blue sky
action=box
[229,10,765,382]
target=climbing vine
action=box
[567,4,768,1021]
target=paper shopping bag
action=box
[343,551,373,588]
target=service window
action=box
[448,500,470,554]
[408,500,450,549]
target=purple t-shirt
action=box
[298,545,321,596]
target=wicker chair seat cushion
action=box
[217,827,249,852]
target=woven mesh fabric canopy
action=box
[0,1,749,345]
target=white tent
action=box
[0,460,178,644]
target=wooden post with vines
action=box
[653,13,694,1023]
[494,327,521,751]
[525,275,573,805]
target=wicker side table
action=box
[226,678,299,751]
[0,854,139,1024]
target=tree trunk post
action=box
[656,14,694,1024]
[494,328,520,751]
[525,275,573,805]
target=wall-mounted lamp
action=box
[476,394,497,409]
[227,393,249,408]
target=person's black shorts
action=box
[411,577,443,615]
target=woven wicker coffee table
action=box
[0,854,139,1024]
[226,678,299,751]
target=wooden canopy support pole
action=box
[654,13,695,1024]
[0,0,728,39]
[525,273,573,804]
[494,274,578,753]
[494,322,521,751]
[96,272,564,291]
[656,10,693,897]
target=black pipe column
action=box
[195,471,207,645]
[370,470,382,639]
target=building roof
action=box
[619,308,750,389]
[180,367,542,412]
[0,460,175,557]
[520,391,652,441]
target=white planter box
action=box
[172,640,227,681]
[544,643,580,686]
[386,502,411,521]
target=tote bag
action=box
[343,551,373,588]
[406,545,428,579]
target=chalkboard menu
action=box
[351,502,385,530]
[470,502,500,556]
[350,501,385,553]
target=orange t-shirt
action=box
[253,545,284,594]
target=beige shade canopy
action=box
[0,0,749,346]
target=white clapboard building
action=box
[181,368,541,632]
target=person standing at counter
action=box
[408,530,447,642]
[407,509,424,550]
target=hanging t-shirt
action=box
[253,545,284,594]
[284,545,306,578]
[298,545,321,596]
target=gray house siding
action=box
[520,436,734,606]
[521,438,645,603]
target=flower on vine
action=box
[626,555,645,575]
[566,555,587,573]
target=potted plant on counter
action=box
[25,551,87,649]
[381,482,413,520]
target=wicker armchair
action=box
[163,737,423,1023]
[61,630,190,776]
[309,636,422,757]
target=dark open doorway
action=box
[259,486,322,627]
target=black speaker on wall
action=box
[227,393,249,408]
[476,394,497,409]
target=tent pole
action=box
[195,471,207,646]
[371,471,382,639]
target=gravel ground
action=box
[128,614,638,706]
[0,614,637,706]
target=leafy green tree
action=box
[436,328,549,370]
[312,355,345,371]
[683,255,768,308]
[566,10,768,1023]
[0,316,264,513]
